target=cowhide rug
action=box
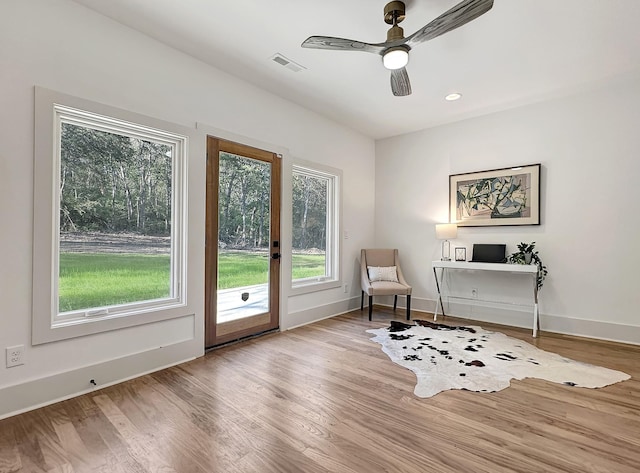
[367,320,630,398]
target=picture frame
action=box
[454,247,466,262]
[450,163,541,227]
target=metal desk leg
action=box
[532,276,539,338]
[433,267,446,321]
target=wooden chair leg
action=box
[406,295,411,320]
[393,295,398,311]
[368,296,373,321]
[361,291,364,311]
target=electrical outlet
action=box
[6,345,24,368]
[471,288,478,299]
[343,284,348,293]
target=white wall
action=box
[0,0,375,417]
[375,74,640,344]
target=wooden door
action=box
[205,137,280,347]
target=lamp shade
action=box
[435,223,457,240]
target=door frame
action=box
[205,136,281,347]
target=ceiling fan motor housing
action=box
[387,25,405,42]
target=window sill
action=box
[290,278,341,296]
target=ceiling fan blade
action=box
[390,67,412,96]
[301,36,386,55]
[405,0,494,48]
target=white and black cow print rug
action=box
[367,320,630,398]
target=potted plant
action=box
[508,241,548,289]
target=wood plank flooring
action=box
[1,308,639,472]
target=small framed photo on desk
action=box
[455,247,466,261]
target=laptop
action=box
[471,244,507,263]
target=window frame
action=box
[33,87,191,345]
[290,162,342,295]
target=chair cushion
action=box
[367,266,398,282]
[368,280,411,296]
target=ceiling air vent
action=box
[270,53,306,73]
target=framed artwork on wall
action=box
[450,163,541,227]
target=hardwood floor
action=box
[1,308,639,472]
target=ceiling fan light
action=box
[383,48,409,70]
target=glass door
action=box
[205,137,280,347]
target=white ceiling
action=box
[71,0,640,139]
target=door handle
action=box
[271,253,280,260]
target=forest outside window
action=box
[291,164,341,292]
[32,89,188,343]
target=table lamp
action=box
[435,223,458,261]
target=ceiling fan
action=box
[301,0,494,97]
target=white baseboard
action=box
[408,297,640,346]
[284,296,361,331]
[0,339,197,420]
[536,314,640,346]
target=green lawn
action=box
[217,251,325,288]
[58,253,171,312]
[59,251,326,312]
[217,251,269,289]
[291,253,327,280]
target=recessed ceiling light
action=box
[445,93,462,101]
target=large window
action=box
[33,88,189,344]
[56,109,185,318]
[291,164,341,291]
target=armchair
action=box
[360,248,412,321]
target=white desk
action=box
[432,261,540,337]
